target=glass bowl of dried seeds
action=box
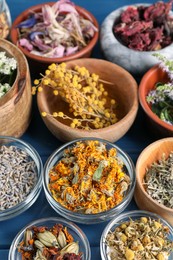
[134,137,173,226]
[100,210,173,260]
[42,137,136,224]
[0,136,43,221]
[8,217,91,260]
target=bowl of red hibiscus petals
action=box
[139,53,173,137]
[10,0,99,73]
[100,0,173,75]
[8,217,91,260]
[134,137,173,226]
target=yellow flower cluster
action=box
[33,62,118,130]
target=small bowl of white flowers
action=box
[0,38,32,137]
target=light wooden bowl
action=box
[37,58,138,142]
[134,138,173,226]
[0,39,32,137]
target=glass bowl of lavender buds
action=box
[139,53,173,137]
[0,136,43,221]
[10,0,99,74]
[100,210,173,260]
[8,217,91,260]
[134,137,173,226]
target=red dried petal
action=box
[120,6,139,23]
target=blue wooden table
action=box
[1,0,161,259]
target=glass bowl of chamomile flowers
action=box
[0,38,32,137]
[36,58,138,143]
[8,217,91,260]
[42,137,136,224]
[100,210,173,260]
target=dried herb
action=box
[16,0,98,58]
[34,62,118,130]
[18,223,82,260]
[143,152,173,209]
[49,140,130,214]
[146,53,173,125]
[0,145,38,210]
[113,0,173,51]
[105,217,173,260]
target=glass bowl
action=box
[100,210,173,260]
[43,137,136,224]
[0,136,43,221]
[8,217,91,260]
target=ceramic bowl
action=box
[42,137,136,224]
[10,2,99,73]
[100,210,173,260]
[139,64,173,137]
[0,38,32,137]
[8,217,91,260]
[134,137,173,226]
[0,136,43,221]
[37,58,138,143]
[100,3,173,75]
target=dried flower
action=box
[146,53,173,125]
[34,62,118,130]
[17,0,98,58]
[105,217,173,260]
[49,140,130,214]
[0,51,17,98]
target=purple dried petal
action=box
[29,31,44,41]
[19,38,33,51]
[17,16,36,28]
[66,46,78,55]
[53,0,77,14]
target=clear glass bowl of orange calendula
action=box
[43,137,136,224]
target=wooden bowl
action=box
[10,2,99,74]
[0,39,32,137]
[139,64,173,137]
[37,58,138,142]
[134,138,173,226]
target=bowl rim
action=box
[10,2,99,63]
[37,58,139,134]
[139,64,173,132]
[0,135,43,220]
[8,216,91,260]
[135,137,173,213]
[100,3,173,54]
[100,209,173,260]
[42,137,136,222]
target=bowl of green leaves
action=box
[139,53,173,137]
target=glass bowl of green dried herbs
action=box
[139,53,173,137]
[42,137,136,224]
[0,136,43,221]
[100,210,173,260]
[8,217,91,260]
[134,137,173,226]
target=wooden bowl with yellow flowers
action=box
[36,58,138,142]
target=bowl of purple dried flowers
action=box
[10,0,99,72]
[0,136,43,221]
[134,138,173,226]
[139,53,173,137]
[100,0,173,75]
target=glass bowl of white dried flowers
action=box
[8,217,91,260]
[100,210,173,260]
[0,136,43,221]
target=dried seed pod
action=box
[37,231,58,247]
[34,240,45,251]
[57,230,67,248]
[60,241,79,255]
[24,229,33,246]
[34,249,47,260]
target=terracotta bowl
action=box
[0,39,32,137]
[134,137,173,226]
[139,64,173,137]
[10,2,99,73]
[100,3,173,75]
[37,58,138,143]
